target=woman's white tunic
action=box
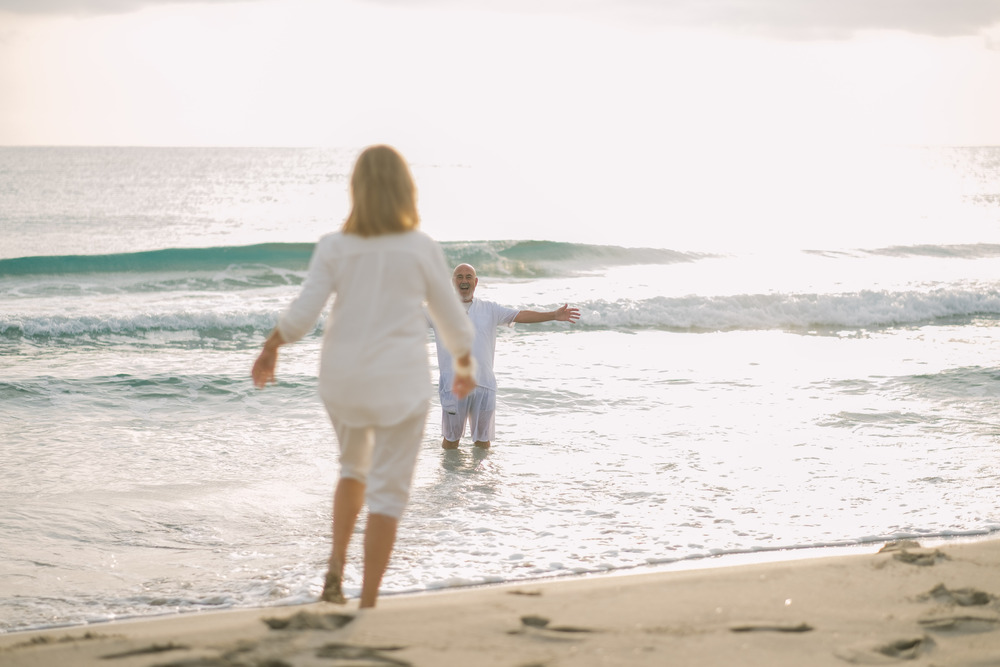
[277,230,473,427]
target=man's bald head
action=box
[452,264,478,303]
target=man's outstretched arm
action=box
[513,304,580,324]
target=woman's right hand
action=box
[252,347,278,388]
[252,329,285,388]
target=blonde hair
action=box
[342,145,419,237]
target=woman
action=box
[252,145,475,608]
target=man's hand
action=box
[513,304,582,324]
[554,304,581,322]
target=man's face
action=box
[453,265,478,302]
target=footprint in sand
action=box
[508,615,597,641]
[730,622,813,633]
[918,583,993,607]
[891,549,950,566]
[874,636,936,660]
[315,642,411,665]
[834,634,936,664]
[878,540,924,553]
[263,610,355,631]
[877,541,951,566]
[521,614,595,633]
[919,615,1000,635]
[100,642,188,659]
[915,584,1000,635]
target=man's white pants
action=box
[439,386,496,443]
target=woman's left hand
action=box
[451,373,475,400]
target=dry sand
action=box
[2,537,999,666]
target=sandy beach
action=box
[2,537,999,666]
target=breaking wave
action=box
[5,287,999,341]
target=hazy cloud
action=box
[2,0,999,39]
[371,0,1000,39]
[0,0,255,15]
[657,0,1000,39]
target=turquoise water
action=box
[2,146,999,632]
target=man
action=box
[432,263,580,450]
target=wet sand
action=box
[2,537,999,666]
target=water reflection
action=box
[440,446,491,474]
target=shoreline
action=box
[6,531,996,637]
[3,535,999,666]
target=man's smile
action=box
[453,265,478,302]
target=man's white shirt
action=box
[433,298,519,392]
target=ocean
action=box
[1,145,999,633]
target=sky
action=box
[1,0,999,154]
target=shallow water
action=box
[2,146,999,632]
